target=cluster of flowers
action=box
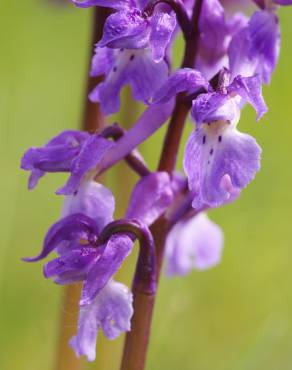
[21,0,291,362]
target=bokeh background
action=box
[1,2,292,370]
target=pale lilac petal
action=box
[165,213,224,275]
[90,49,169,114]
[149,12,176,62]
[99,10,149,49]
[80,235,133,305]
[70,280,133,362]
[57,135,114,195]
[126,172,174,225]
[70,0,130,9]
[98,99,175,173]
[61,181,115,230]
[23,214,99,262]
[153,68,209,104]
[184,125,261,209]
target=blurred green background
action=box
[1,2,292,370]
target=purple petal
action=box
[273,0,292,4]
[62,181,115,230]
[70,280,133,362]
[89,48,169,114]
[57,135,114,195]
[149,11,176,62]
[229,10,280,84]
[248,10,280,84]
[46,130,89,146]
[98,99,175,173]
[126,172,174,225]
[23,214,99,262]
[153,68,209,104]
[165,213,224,275]
[21,130,89,189]
[21,146,79,172]
[228,75,267,120]
[196,0,247,79]
[184,124,261,209]
[43,247,98,284]
[80,235,133,305]
[70,0,131,9]
[99,10,149,49]
[28,169,45,190]
[198,0,228,69]
[229,27,257,80]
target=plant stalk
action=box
[120,1,204,369]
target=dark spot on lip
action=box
[210,148,214,155]
[218,135,222,142]
[202,135,206,145]
[113,66,117,72]
[130,54,135,61]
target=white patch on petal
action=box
[70,280,133,362]
[61,180,115,229]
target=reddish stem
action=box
[120,1,204,370]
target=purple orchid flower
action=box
[68,171,174,360]
[21,130,90,189]
[56,132,114,195]
[24,179,114,258]
[74,0,176,114]
[24,170,174,359]
[89,47,169,114]
[196,0,248,79]
[98,3,176,63]
[70,280,133,362]
[151,68,267,208]
[79,172,175,305]
[165,213,224,275]
[21,130,114,194]
[229,9,280,84]
[184,75,266,209]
